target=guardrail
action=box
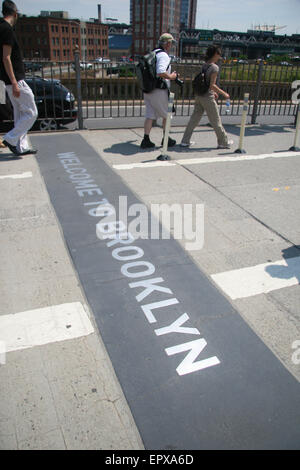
[1,57,299,131]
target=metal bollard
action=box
[157,92,175,161]
[235,93,249,154]
[289,104,300,151]
[74,46,84,130]
[251,59,263,125]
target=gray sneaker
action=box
[217,139,234,149]
[180,141,195,148]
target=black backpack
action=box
[136,49,170,93]
[192,64,212,96]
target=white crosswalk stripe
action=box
[0,302,94,353]
[112,151,300,170]
[211,257,300,300]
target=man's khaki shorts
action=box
[144,88,169,120]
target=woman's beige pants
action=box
[182,93,228,146]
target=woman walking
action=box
[181,45,233,149]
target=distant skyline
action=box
[16,0,300,35]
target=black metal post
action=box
[251,59,263,124]
[74,46,84,130]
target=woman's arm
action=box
[209,71,229,99]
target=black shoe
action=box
[161,137,176,147]
[20,149,38,155]
[141,138,155,149]
[3,140,20,155]
[157,154,170,161]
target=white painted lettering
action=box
[57,152,76,158]
[106,232,135,247]
[166,339,220,376]
[77,188,103,197]
[141,298,179,324]
[112,246,144,261]
[75,180,98,189]
[121,261,155,279]
[70,173,91,180]
[61,158,80,165]
[155,313,200,337]
[97,220,126,239]
[129,277,172,302]
[89,205,115,217]
[66,168,85,174]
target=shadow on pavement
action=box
[224,124,292,137]
[103,140,142,156]
[0,152,22,161]
[265,245,300,284]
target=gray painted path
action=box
[32,132,300,450]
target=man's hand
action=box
[158,71,178,81]
[12,82,20,98]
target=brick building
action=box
[16,13,108,62]
[130,0,181,57]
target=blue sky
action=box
[17,0,300,35]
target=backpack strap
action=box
[154,49,171,90]
[202,63,213,87]
[155,49,171,71]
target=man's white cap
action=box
[159,33,176,44]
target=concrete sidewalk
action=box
[0,122,299,449]
[0,141,144,450]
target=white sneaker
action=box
[217,139,234,149]
[180,141,195,148]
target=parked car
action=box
[238,59,248,64]
[280,61,292,66]
[72,62,93,71]
[119,57,130,63]
[0,77,77,132]
[24,61,43,72]
[80,62,93,70]
[93,57,111,68]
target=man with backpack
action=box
[140,33,178,149]
[180,45,233,149]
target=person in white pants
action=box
[4,79,38,154]
[0,1,38,156]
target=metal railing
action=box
[1,56,299,132]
